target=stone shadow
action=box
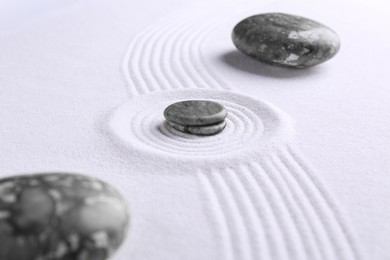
[220,50,322,79]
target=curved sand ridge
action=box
[109,89,291,159]
[197,146,364,260]
[111,1,365,260]
[122,1,232,95]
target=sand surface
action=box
[0,0,389,259]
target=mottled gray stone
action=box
[164,100,227,126]
[0,173,129,260]
[232,13,340,68]
[167,120,227,136]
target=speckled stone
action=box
[0,173,129,260]
[167,120,227,136]
[232,13,340,68]
[164,100,227,126]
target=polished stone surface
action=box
[232,13,340,68]
[0,173,129,260]
[167,120,227,136]
[164,100,227,126]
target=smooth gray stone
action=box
[0,173,129,260]
[167,120,227,136]
[232,13,340,68]
[164,100,227,126]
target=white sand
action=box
[0,0,389,259]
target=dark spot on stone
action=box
[164,100,227,126]
[232,13,340,68]
[0,173,129,260]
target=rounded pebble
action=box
[167,120,227,135]
[0,172,129,260]
[164,100,227,126]
[232,13,340,68]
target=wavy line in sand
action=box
[108,89,290,161]
[196,153,363,260]
[123,2,237,95]
[265,156,333,259]
[196,170,235,260]
[123,7,190,95]
[284,146,364,259]
[116,1,365,259]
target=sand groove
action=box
[114,1,364,259]
[108,88,293,161]
[195,152,363,260]
[123,2,232,95]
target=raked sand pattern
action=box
[109,1,364,260]
[109,89,290,160]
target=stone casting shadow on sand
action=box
[220,50,321,79]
